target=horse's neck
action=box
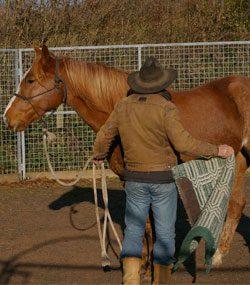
[67,91,108,132]
[62,59,129,131]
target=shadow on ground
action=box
[0,183,249,284]
[48,185,250,282]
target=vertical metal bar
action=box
[18,49,26,180]
[21,131,26,180]
[15,49,23,180]
[17,133,22,178]
[138,46,142,70]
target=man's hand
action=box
[218,144,234,158]
[92,159,104,165]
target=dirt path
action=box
[0,177,249,284]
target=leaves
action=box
[0,0,249,48]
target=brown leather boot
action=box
[122,257,142,285]
[153,263,173,284]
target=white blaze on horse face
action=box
[3,67,31,118]
[3,96,16,118]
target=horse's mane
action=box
[63,57,130,113]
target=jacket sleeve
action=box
[92,105,119,160]
[164,102,218,158]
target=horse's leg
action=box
[212,151,247,265]
[140,215,153,281]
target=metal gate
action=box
[1,41,250,180]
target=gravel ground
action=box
[0,177,249,284]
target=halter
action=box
[14,56,67,128]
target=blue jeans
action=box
[120,181,177,265]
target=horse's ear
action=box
[41,45,51,65]
[32,45,50,85]
[34,45,42,56]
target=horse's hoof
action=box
[212,250,223,266]
[140,268,151,283]
[141,273,151,284]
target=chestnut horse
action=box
[3,45,249,271]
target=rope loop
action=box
[43,129,122,267]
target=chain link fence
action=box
[1,41,250,180]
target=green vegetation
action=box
[0,0,249,49]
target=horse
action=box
[3,45,249,273]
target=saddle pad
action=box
[171,154,235,273]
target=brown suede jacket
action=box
[93,93,218,172]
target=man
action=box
[92,57,234,284]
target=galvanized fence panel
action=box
[140,42,250,89]
[1,42,250,180]
[0,49,20,176]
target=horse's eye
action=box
[27,79,35,84]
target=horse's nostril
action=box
[3,116,9,127]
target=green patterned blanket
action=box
[171,154,235,274]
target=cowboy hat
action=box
[127,57,177,93]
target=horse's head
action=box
[3,45,66,132]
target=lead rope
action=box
[101,163,122,251]
[43,129,122,267]
[93,163,123,268]
[42,129,92,186]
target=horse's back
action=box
[170,76,247,153]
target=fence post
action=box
[17,49,26,180]
[15,50,22,180]
[138,46,142,70]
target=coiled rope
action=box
[43,128,122,268]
